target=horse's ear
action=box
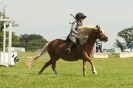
[96,25,100,29]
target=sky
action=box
[1,0,133,49]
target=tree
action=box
[114,39,126,52]
[118,27,133,46]
[12,32,20,47]
[19,34,47,51]
[115,27,133,51]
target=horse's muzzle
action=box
[100,36,108,42]
[103,36,108,42]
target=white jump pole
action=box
[8,22,12,65]
[0,18,12,66]
[3,22,7,65]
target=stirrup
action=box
[65,48,71,54]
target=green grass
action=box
[0,52,133,88]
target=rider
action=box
[66,12,87,54]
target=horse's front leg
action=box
[84,52,97,75]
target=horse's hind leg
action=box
[38,60,52,75]
[51,58,59,74]
[83,60,87,76]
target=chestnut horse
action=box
[28,25,108,76]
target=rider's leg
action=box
[66,41,74,53]
[66,36,76,53]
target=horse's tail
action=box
[27,42,49,69]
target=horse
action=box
[27,25,108,76]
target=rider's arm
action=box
[71,22,78,34]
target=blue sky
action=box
[1,0,133,48]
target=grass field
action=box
[0,52,133,88]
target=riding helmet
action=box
[75,12,87,20]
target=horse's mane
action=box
[78,26,97,36]
[79,25,96,30]
[78,26,97,45]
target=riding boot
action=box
[65,42,74,54]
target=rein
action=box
[70,14,76,20]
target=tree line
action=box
[0,32,47,51]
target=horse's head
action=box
[78,25,108,45]
[95,25,108,42]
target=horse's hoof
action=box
[93,72,97,75]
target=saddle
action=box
[65,37,80,49]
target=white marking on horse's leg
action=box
[92,67,97,75]
[88,60,97,75]
[83,52,97,75]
